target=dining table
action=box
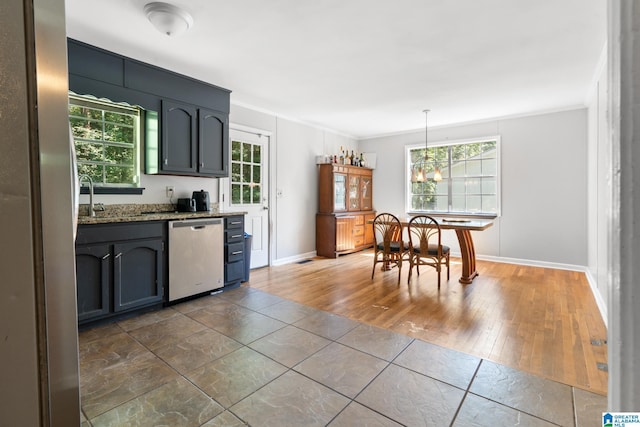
[398,216,494,284]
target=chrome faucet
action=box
[78,174,95,217]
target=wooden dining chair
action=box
[407,215,450,288]
[371,213,407,284]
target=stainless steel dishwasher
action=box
[169,218,224,301]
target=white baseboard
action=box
[584,269,608,329]
[472,253,587,272]
[271,251,317,267]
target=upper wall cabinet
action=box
[156,101,229,177]
[67,39,231,178]
[162,100,198,174]
[199,108,229,176]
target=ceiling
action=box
[65,0,606,139]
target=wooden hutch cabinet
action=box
[316,164,375,258]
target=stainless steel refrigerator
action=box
[0,0,80,425]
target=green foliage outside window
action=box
[69,94,140,187]
[231,139,261,205]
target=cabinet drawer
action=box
[354,236,364,247]
[226,242,244,262]
[354,215,364,226]
[225,229,244,244]
[353,225,364,237]
[225,217,244,229]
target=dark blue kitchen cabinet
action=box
[157,101,228,177]
[199,108,228,176]
[113,239,164,313]
[161,100,198,174]
[67,38,231,179]
[224,215,245,287]
[76,244,111,322]
[76,222,166,326]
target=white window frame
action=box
[404,135,501,217]
[69,93,142,188]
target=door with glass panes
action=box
[227,129,269,268]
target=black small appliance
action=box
[192,190,210,212]
[176,198,196,212]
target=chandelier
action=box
[411,109,442,183]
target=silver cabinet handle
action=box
[115,253,122,259]
[231,234,242,238]
[102,254,110,260]
[230,221,241,225]
[231,251,243,255]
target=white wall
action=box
[586,46,610,323]
[360,109,589,267]
[229,104,357,263]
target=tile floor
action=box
[79,286,606,427]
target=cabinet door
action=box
[335,217,355,252]
[364,213,376,245]
[113,239,163,312]
[199,108,228,176]
[360,175,372,211]
[162,100,197,174]
[334,173,347,211]
[76,244,111,323]
[348,175,361,211]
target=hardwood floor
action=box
[247,250,608,396]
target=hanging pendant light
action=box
[434,166,442,182]
[411,109,430,183]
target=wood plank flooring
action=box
[247,250,608,396]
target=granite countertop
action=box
[77,203,246,225]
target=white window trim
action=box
[404,135,502,218]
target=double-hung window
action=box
[69,94,142,191]
[406,137,500,216]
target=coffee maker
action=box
[192,190,210,212]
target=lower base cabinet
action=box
[316,211,375,258]
[76,222,165,326]
[224,215,245,287]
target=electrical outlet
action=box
[166,186,174,198]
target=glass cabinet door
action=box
[360,176,372,211]
[349,175,361,210]
[334,173,347,211]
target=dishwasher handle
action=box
[169,218,222,229]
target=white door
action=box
[223,128,270,268]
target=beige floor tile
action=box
[293,310,360,340]
[356,364,465,426]
[128,313,206,351]
[201,410,248,426]
[338,323,413,361]
[249,325,331,367]
[230,370,349,427]
[469,360,574,426]
[116,307,180,332]
[89,376,223,427]
[453,393,557,427]
[257,299,321,323]
[81,351,179,419]
[186,346,287,408]
[394,339,481,389]
[294,342,388,398]
[329,402,402,427]
[153,329,242,374]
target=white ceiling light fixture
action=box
[144,2,193,37]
